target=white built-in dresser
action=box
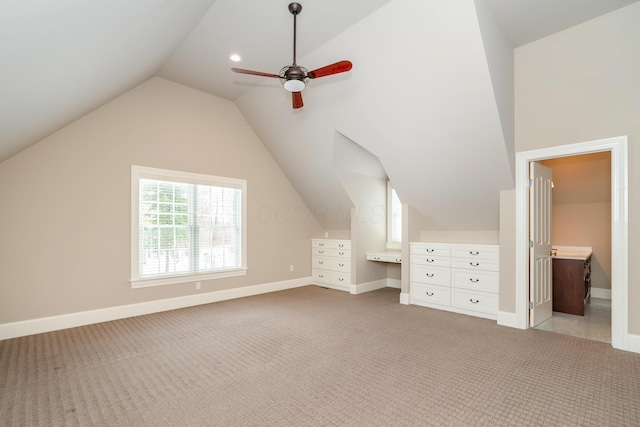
[311,239,352,292]
[410,242,499,320]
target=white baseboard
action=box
[497,311,523,329]
[0,277,312,341]
[387,279,401,289]
[590,287,612,300]
[399,292,410,305]
[627,333,640,354]
[350,279,388,295]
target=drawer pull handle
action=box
[339,263,345,267]
[395,258,401,262]
[469,299,480,304]
[319,243,324,246]
[318,274,324,278]
[470,262,480,267]
[339,252,345,255]
[469,278,480,283]
[374,256,380,260]
[426,273,434,277]
[426,259,434,263]
[318,261,324,264]
[339,244,344,248]
[469,251,479,255]
[426,292,434,296]
[318,250,324,254]
[426,249,434,253]
[338,278,344,282]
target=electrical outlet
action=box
[195,282,201,290]
[290,265,294,272]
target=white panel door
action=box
[530,162,553,327]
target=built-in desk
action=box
[366,252,402,263]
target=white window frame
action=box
[387,181,402,249]
[130,165,247,289]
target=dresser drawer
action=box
[451,288,497,315]
[312,256,331,270]
[312,239,351,251]
[332,272,351,287]
[312,269,332,285]
[411,283,451,306]
[451,269,499,293]
[331,258,351,273]
[410,243,450,257]
[410,254,450,268]
[411,265,450,286]
[451,244,499,260]
[451,258,499,271]
[312,248,350,258]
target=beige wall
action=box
[514,3,639,333]
[541,153,611,291]
[0,77,323,324]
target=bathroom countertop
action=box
[551,245,593,261]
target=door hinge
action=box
[529,240,533,248]
[529,301,534,309]
[528,178,533,187]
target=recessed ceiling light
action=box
[229,54,242,62]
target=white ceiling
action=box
[2,0,636,162]
[1,0,637,230]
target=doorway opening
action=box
[514,136,628,351]
[533,153,611,343]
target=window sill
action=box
[386,242,401,250]
[130,268,248,289]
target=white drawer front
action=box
[312,239,351,251]
[451,288,497,315]
[312,256,331,269]
[411,254,450,268]
[312,269,331,285]
[451,258,499,272]
[332,272,351,287]
[451,245,499,260]
[411,283,451,306]
[410,243,450,257]
[331,258,351,273]
[451,269,499,293]
[411,265,450,286]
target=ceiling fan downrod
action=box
[289,2,302,66]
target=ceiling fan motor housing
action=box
[280,65,309,92]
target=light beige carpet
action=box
[1,286,639,426]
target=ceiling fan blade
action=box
[231,68,279,78]
[308,60,353,79]
[292,91,303,109]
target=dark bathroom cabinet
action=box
[552,256,592,316]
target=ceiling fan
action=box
[231,2,352,109]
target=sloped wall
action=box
[0,77,322,324]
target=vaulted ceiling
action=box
[2,0,637,230]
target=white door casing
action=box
[512,135,628,352]
[529,162,553,327]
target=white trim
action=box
[130,268,247,288]
[130,165,248,287]
[515,136,628,350]
[0,277,311,341]
[497,311,520,328]
[590,288,612,300]
[628,334,640,354]
[399,292,410,305]
[350,279,388,294]
[387,278,401,289]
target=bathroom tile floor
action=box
[535,298,611,343]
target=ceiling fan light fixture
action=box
[283,79,306,92]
